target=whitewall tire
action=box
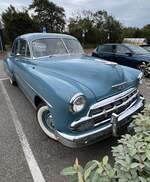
[36,103,57,140]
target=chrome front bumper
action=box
[56,96,145,148]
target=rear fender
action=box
[3,57,14,79]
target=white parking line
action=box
[0,77,9,81]
[0,81,46,182]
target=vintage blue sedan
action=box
[4,33,145,147]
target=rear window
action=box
[99,45,114,53]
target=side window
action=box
[19,39,26,57]
[99,45,114,53]
[116,46,130,54]
[11,40,19,56]
[19,39,30,57]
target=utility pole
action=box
[82,29,88,48]
[0,22,5,51]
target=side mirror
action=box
[125,52,133,56]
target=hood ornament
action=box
[112,82,127,90]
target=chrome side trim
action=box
[112,82,127,89]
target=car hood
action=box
[134,54,150,62]
[36,55,135,100]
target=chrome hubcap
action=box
[45,113,54,129]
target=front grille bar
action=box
[89,90,138,119]
[88,89,139,117]
[70,88,139,130]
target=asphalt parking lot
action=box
[0,60,150,182]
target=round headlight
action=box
[138,72,144,84]
[70,94,86,113]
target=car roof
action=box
[16,33,76,42]
[102,43,129,46]
[101,43,141,48]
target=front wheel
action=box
[137,63,150,77]
[36,103,57,140]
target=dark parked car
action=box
[92,44,150,76]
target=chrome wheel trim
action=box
[37,106,57,140]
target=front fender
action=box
[27,68,96,132]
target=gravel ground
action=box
[0,59,7,79]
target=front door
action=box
[115,45,133,67]
[98,45,115,62]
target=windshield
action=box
[32,38,84,57]
[143,46,150,52]
[127,44,149,55]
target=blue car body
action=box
[4,33,145,147]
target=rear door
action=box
[97,45,115,62]
[13,38,36,100]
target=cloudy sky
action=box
[0,0,150,27]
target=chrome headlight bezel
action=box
[69,93,86,113]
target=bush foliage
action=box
[61,105,150,182]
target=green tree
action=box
[2,5,39,44]
[68,10,123,46]
[122,27,143,40]
[29,0,66,32]
[68,11,94,45]
[93,10,123,43]
[142,24,150,43]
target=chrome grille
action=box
[71,88,139,132]
[89,89,138,117]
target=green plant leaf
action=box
[130,163,140,169]
[102,156,109,166]
[84,162,97,180]
[84,160,98,172]
[146,149,150,161]
[139,177,148,182]
[91,172,99,182]
[61,167,77,176]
